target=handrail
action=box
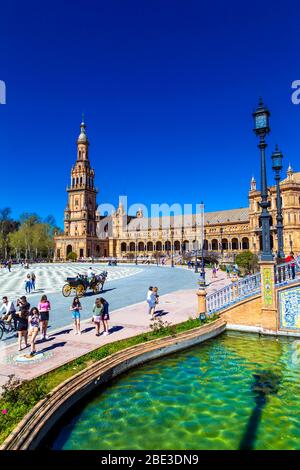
[206,256,300,314]
[206,272,261,314]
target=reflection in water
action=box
[239,371,281,450]
[47,332,300,450]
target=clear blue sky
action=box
[1,0,300,227]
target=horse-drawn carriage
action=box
[62,271,108,297]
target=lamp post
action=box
[135,235,138,265]
[220,227,223,260]
[199,202,206,288]
[171,228,175,267]
[194,221,198,273]
[271,145,285,260]
[253,98,273,261]
[289,234,293,252]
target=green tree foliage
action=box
[235,250,259,273]
[0,208,19,258]
[67,251,78,261]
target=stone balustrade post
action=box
[197,287,207,319]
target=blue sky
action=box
[1,0,300,227]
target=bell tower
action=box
[54,117,108,260]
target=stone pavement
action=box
[0,271,230,391]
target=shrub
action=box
[235,251,258,274]
[67,251,77,261]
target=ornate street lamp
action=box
[135,236,138,265]
[170,227,174,268]
[271,145,285,260]
[220,227,223,258]
[289,234,293,252]
[253,98,273,261]
[194,221,198,273]
[198,202,206,288]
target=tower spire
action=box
[77,115,88,144]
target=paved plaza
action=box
[0,264,230,390]
[0,263,144,299]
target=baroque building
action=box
[54,121,300,260]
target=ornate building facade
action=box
[54,121,300,260]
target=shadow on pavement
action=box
[52,328,73,336]
[83,287,116,297]
[39,341,67,354]
[109,325,124,333]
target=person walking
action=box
[25,274,32,293]
[92,298,103,336]
[14,296,30,351]
[100,297,110,336]
[226,264,231,278]
[28,307,40,356]
[31,272,36,291]
[286,252,296,280]
[70,296,82,335]
[146,286,156,320]
[212,265,217,279]
[38,294,51,340]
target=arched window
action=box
[165,240,171,251]
[121,242,127,252]
[147,241,153,251]
[211,239,218,251]
[242,237,249,250]
[156,241,162,251]
[66,244,72,255]
[138,241,145,252]
[129,242,135,252]
[222,238,228,250]
[182,240,189,251]
[231,238,239,250]
[174,240,181,251]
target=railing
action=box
[275,257,300,287]
[206,256,300,314]
[206,272,261,314]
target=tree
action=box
[0,207,19,259]
[235,251,259,274]
[67,251,78,261]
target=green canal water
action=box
[49,331,300,450]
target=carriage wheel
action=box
[76,284,85,297]
[0,324,4,341]
[62,284,72,297]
